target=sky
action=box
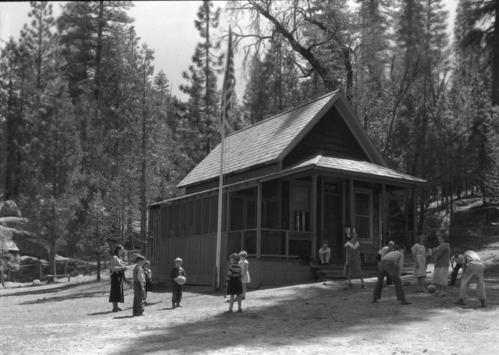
[1,1,457,102]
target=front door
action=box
[323,186,343,260]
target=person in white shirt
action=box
[372,245,411,305]
[318,241,331,265]
[455,249,487,307]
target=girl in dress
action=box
[109,245,128,312]
[411,236,429,292]
[144,260,152,305]
[226,253,243,313]
[343,232,366,290]
[239,251,251,300]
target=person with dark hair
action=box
[226,253,243,313]
[372,245,411,305]
[132,255,146,316]
[171,257,186,309]
[449,250,464,286]
[455,248,487,307]
[432,235,451,297]
[109,244,128,312]
[376,241,395,285]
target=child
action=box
[449,250,464,286]
[132,254,146,316]
[239,251,251,300]
[318,241,331,265]
[144,260,152,305]
[171,257,186,309]
[226,253,243,313]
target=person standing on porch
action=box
[109,244,128,312]
[411,236,430,292]
[343,232,366,290]
[372,245,411,305]
[239,251,251,300]
[318,241,331,265]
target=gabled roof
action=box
[178,91,388,189]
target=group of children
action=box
[111,249,250,316]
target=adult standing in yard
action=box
[132,255,147,316]
[376,240,395,285]
[372,245,411,305]
[109,244,128,312]
[412,235,430,292]
[432,235,451,297]
[239,251,251,300]
[455,249,487,307]
[343,232,366,290]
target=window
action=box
[355,189,372,239]
[292,184,310,232]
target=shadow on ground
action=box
[115,272,499,354]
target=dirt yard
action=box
[1,263,499,355]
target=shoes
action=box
[226,309,233,313]
[237,309,243,313]
[112,309,119,312]
[455,299,466,306]
[176,303,181,307]
[361,284,367,289]
[481,300,487,308]
[400,300,412,305]
[172,304,176,309]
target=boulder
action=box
[0,200,21,217]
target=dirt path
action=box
[1,267,499,355]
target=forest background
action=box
[0,0,498,275]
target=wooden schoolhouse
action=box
[148,90,426,286]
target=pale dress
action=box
[411,243,427,277]
[240,259,251,284]
[344,241,362,277]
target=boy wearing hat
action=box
[171,257,186,309]
[133,254,146,316]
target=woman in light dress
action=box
[239,250,251,300]
[343,232,366,290]
[411,235,431,292]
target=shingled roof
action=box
[179,90,393,189]
[287,155,426,187]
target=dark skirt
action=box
[227,277,243,295]
[145,278,152,292]
[109,271,124,303]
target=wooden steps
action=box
[310,262,379,280]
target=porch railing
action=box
[227,229,314,260]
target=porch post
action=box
[381,183,387,245]
[349,179,355,230]
[311,173,317,260]
[256,182,262,259]
[412,188,418,244]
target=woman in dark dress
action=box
[109,245,128,312]
[226,253,243,313]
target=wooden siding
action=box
[283,107,369,168]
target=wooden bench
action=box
[46,274,71,283]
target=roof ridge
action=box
[226,90,339,138]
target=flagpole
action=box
[215,112,225,290]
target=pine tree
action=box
[180,0,223,160]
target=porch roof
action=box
[287,155,427,187]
